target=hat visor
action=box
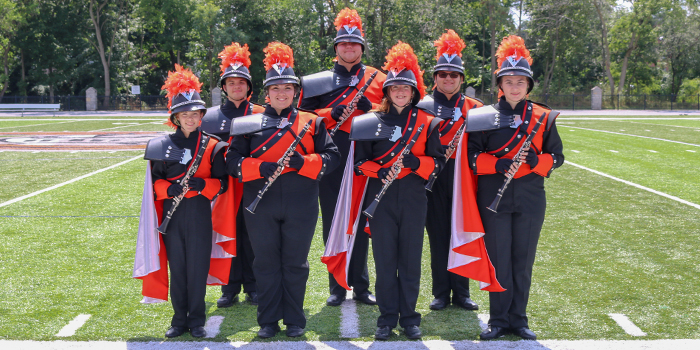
[433,66,465,75]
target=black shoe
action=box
[257,324,280,338]
[479,325,509,340]
[216,293,238,308]
[165,326,188,338]
[374,326,393,340]
[189,326,206,338]
[352,291,377,305]
[452,296,479,310]
[245,292,259,305]
[404,325,422,339]
[285,325,305,337]
[512,327,537,340]
[326,293,346,306]
[429,298,449,310]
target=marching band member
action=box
[418,30,485,312]
[469,36,564,340]
[201,42,265,308]
[350,42,443,340]
[298,7,385,307]
[226,42,340,338]
[134,64,230,338]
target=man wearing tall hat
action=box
[201,42,265,308]
[298,7,386,307]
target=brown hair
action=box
[377,96,392,113]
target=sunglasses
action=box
[437,72,461,79]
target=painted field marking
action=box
[31,151,40,153]
[0,155,141,209]
[477,314,489,331]
[608,313,647,336]
[649,150,658,153]
[561,126,700,147]
[571,150,580,153]
[55,314,91,337]
[626,120,700,130]
[688,150,696,153]
[609,150,619,153]
[0,120,80,130]
[340,290,360,338]
[203,316,224,338]
[90,123,151,132]
[567,161,700,211]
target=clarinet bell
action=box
[362,200,379,219]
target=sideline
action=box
[1,339,700,350]
[566,161,700,211]
[560,125,700,147]
[0,155,141,209]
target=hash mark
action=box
[56,314,91,337]
[608,313,647,336]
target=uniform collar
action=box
[264,104,294,117]
[497,96,527,113]
[333,62,363,77]
[433,90,461,106]
[221,99,248,114]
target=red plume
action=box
[161,64,203,110]
[218,42,251,74]
[496,35,532,74]
[263,42,295,72]
[334,8,363,35]
[434,29,466,60]
[382,41,426,99]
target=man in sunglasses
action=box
[417,30,484,312]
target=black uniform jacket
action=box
[354,106,446,181]
[201,100,265,141]
[467,98,564,212]
[151,127,227,203]
[226,105,340,184]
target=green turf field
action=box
[0,115,698,342]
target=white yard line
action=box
[608,314,647,337]
[566,161,700,211]
[340,290,360,338]
[4,340,700,350]
[561,126,700,147]
[203,315,224,338]
[625,120,700,130]
[90,123,149,132]
[55,314,91,337]
[0,155,141,208]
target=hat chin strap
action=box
[337,52,362,66]
[392,93,414,109]
[436,84,461,96]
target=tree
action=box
[88,0,128,104]
[0,0,28,98]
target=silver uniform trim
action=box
[222,71,252,81]
[433,63,464,71]
[498,66,533,76]
[384,76,417,85]
[335,34,365,43]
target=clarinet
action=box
[329,71,379,137]
[486,113,545,213]
[425,119,467,191]
[363,124,424,219]
[158,135,210,234]
[246,119,313,214]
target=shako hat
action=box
[433,29,466,76]
[262,42,300,88]
[495,35,534,93]
[382,41,426,106]
[218,42,253,97]
[161,64,206,127]
[334,8,365,50]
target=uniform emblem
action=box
[510,115,522,128]
[181,89,196,101]
[272,63,287,75]
[350,75,359,86]
[452,108,462,121]
[230,62,242,70]
[507,55,522,68]
[442,53,458,63]
[343,25,357,34]
[179,148,192,164]
[277,117,290,129]
[389,126,402,142]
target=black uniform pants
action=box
[366,175,426,328]
[161,196,212,329]
[222,205,256,295]
[319,130,370,296]
[477,181,545,329]
[243,174,318,328]
[425,159,471,301]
